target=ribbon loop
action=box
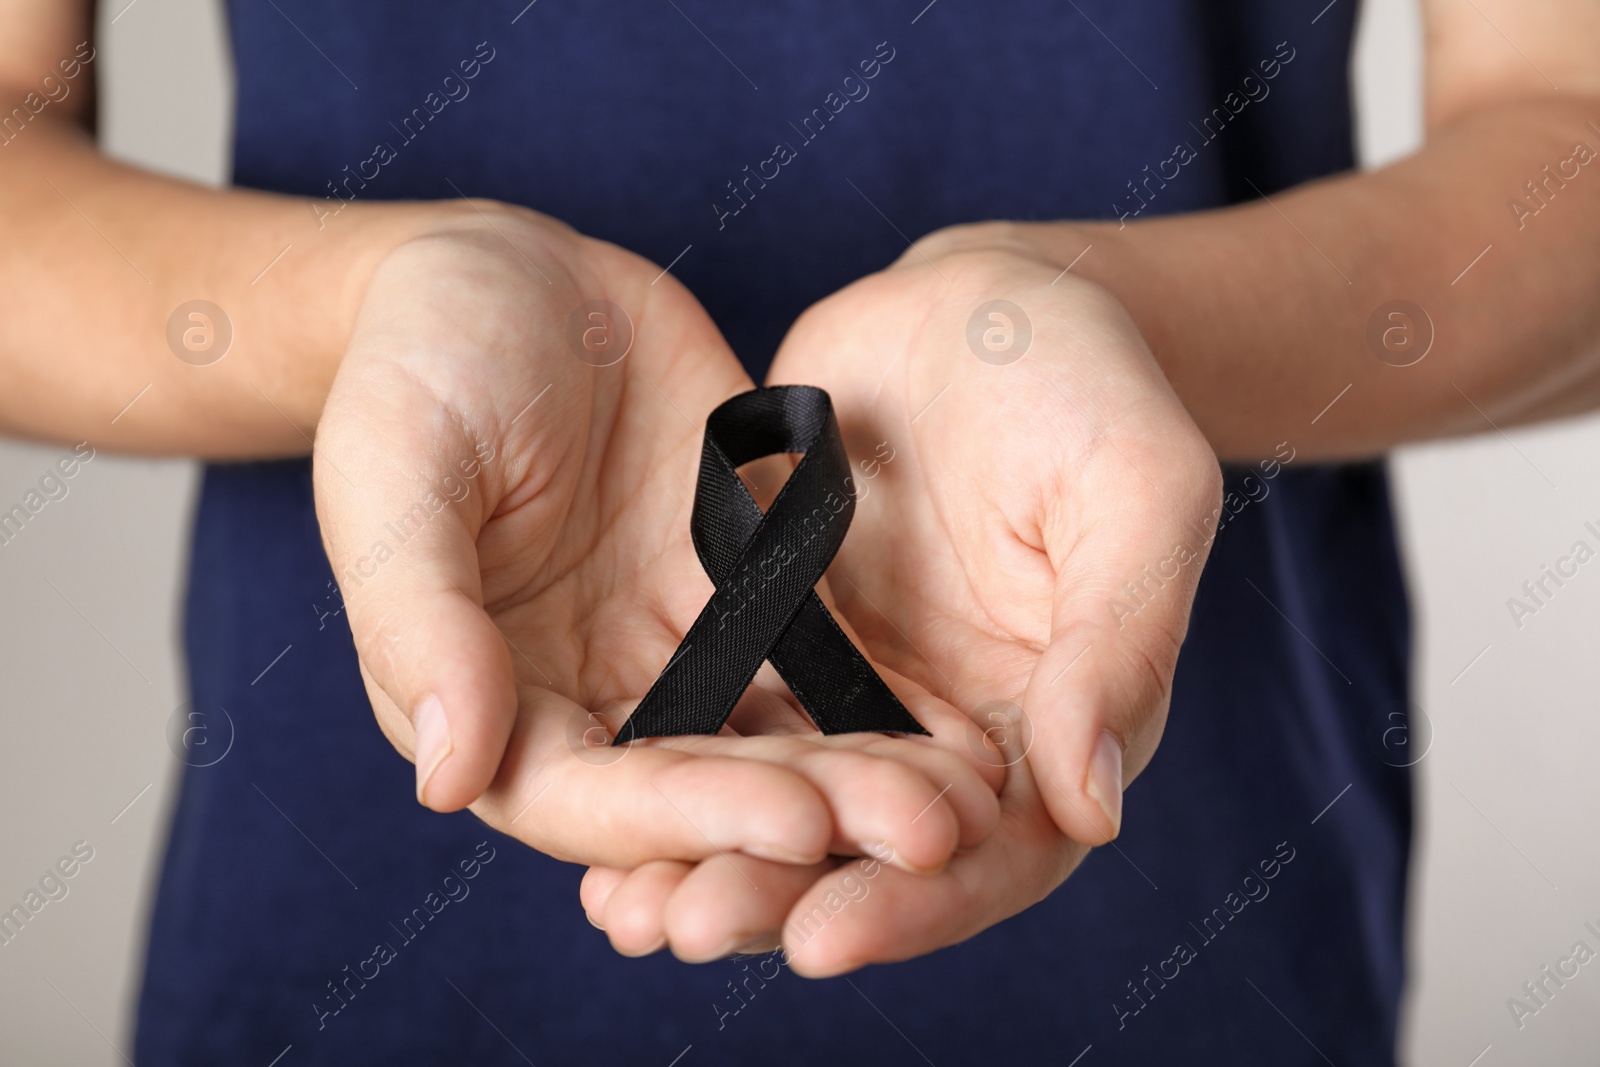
[615,386,927,743]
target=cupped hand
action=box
[312,207,1000,888]
[582,226,1222,972]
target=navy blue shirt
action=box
[136,2,1412,1063]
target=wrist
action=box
[295,200,565,426]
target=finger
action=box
[580,866,626,927]
[818,591,1011,799]
[1025,404,1221,845]
[852,732,1001,849]
[314,401,517,814]
[714,678,1003,857]
[471,688,835,869]
[664,853,838,962]
[654,732,971,873]
[601,860,693,956]
[872,673,1009,797]
[778,746,960,872]
[781,766,1083,978]
[780,839,1079,978]
[732,607,1009,833]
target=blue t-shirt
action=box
[136,1,1412,1063]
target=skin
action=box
[0,4,1002,879]
[578,0,1600,969]
[318,218,1005,877]
[585,245,1219,969]
[2,0,1598,976]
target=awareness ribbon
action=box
[615,385,927,742]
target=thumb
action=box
[314,412,517,814]
[1023,448,1221,846]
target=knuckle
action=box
[1116,625,1183,720]
[350,601,413,679]
[1182,447,1225,519]
[1057,618,1181,725]
[905,220,1035,265]
[857,751,931,800]
[1139,425,1222,530]
[933,246,1045,297]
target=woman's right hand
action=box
[312,206,1002,912]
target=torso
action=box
[136,3,1410,1062]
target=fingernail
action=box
[859,839,937,875]
[734,934,781,955]
[413,694,453,808]
[1085,731,1124,838]
[859,839,895,865]
[703,932,778,961]
[586,913,606,931]
[744,843,817,865]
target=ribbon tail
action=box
[767,593,928,736]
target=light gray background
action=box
[1,0,1596,1062]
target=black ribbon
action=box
[615,386,927,743]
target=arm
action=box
[928,0,1600,461]
[581,0,1600,970]
[0,0,473,455]
[1,0,999,885]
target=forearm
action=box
[1014,95,1600,462]
[0,116,476,456]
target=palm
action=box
[772,305,1057,715]
[467,269,744,722]
[314,216,1000,887]
[771,246,1199,759]
[761,249,1136,966]
[583,241,1223,972]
